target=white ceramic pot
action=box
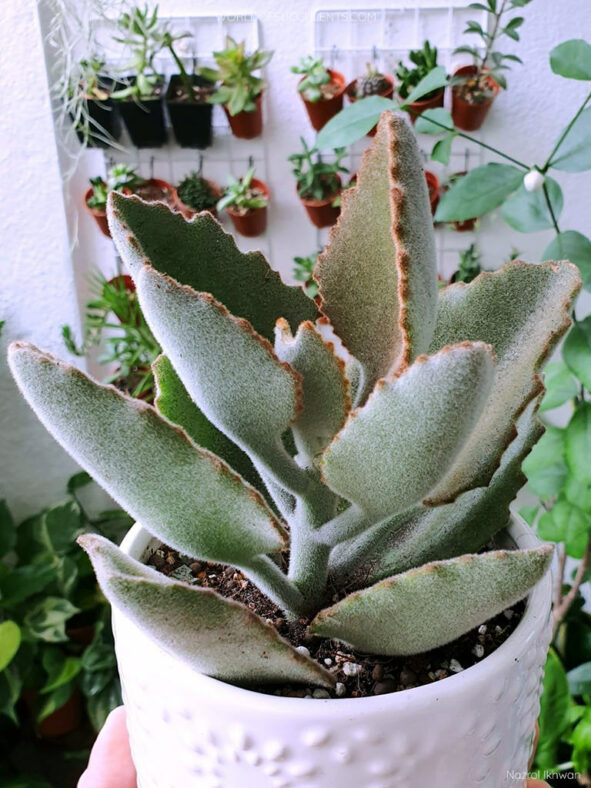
[114,516,552,788]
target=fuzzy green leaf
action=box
[136,267,306,494]
[107,194,317,342]
[434,164,523,222]
[523,425,567,500]
[540,361,579,411]
[564,315,591,389]
[550,108,591,172]
[316,112,438,400]
[274,319,350,461]
[80,535,333,688]
[550,40,591,81]
[322,342,494,519]
[315,95,395,150]
[152,355,262,492]
[543,232,591,292]
[501,178,563,233]
[311,546,552,655]
[8,343,285,567]
[427,261,580,503]
[566,402,591,484]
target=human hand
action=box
[78,706,137,788]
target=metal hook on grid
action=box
[197,153,204,176]
[372,44,379,65]
[149,156,155,180]
[248,154,254,171]
[463,149,472,172]
[330,44,338,69]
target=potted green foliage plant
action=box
[450,243,483,283]
[110,5,169,148]
[451,0,530,131]
[68,56,123,148]
[174,171,222,220]
[395,41,445,123]
[346,63,395,136]
[217,166,269,236]
[197,36,273,140]
[9,112,580,786]
[292,55,346,131]
[84,164,145,237]
[293,251,320,299]
[288,137,348,228]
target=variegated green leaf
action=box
[136,267,307,495]
[321,342,494,519]
[311,546,552,655]
[80,535,333,687]
[426,261,580,504]
[108,193,317,342]
[8,343,285,567]
[274,319,350,461]
[315,112,438,400]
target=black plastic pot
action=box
[116,77,166,148]
[72,77,124,148]
[166,75,215,148]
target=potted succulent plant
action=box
[395,41,445,123]
[174,171,222,219]
[450,243,483,284]
[424,170,440,216]
[133,176,177,209]
[197,36,273,140]
[84,163,145,237]
[288,137,348,228]
[217,166,269,236]
[293,251,320,299]
[68,56,122,147]
[9,112,581,787]
[346,63,395,136]
[292,55,346,131]
[110,5,169,148]
[451,0,529,130]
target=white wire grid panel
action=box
[313,4,492,279]
[89,14,273,262]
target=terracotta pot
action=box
[23,687,84,738]
[300,70,346,131]
[173,178,222,220]
[113,515,552,787]
[223,94,263,139]
[404,87,445,125]
[133,178,177,209]
[451,65,500,131]
[298,176,341,228]
[84,187,111,237]
[346,75,395,136]
[424,171,440,216]
[225,178,269,237]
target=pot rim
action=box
[451,64,500,96]
[174,177,222,215]
[116,513,551,713]
[300,69,346,103]
[346,74,395,101]
[298,174,342,206]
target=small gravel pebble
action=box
[374,679,397,695]
[400,668,416,686]
[503,608,514,620]
[313,689,331,699]
[449,659,464,673]
[343,662,362,677]
[335,682,346,697]
[478,625,487,636]
[372,664,385,681]
[472,644,485,659]
[323,658,333,666]
[295,646,311,657]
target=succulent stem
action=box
[243,555,308,618]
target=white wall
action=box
[1,0,590,517]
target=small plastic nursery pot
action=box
[223,94,263,139]
[297,176,341,229]
[451,65,500,132]
[166,75,215,148]
[424,170,440,216]
[116,78,167,148]
[173,178,222,220]
[114,515,552,788]
[405,87,445,125]
[300,70,346,131]
[74,85,123,148]
[225,177,269,237]
[346,75,395,136]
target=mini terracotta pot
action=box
[225,178,269,237]
[300,70,346,131]
[346,75,395,136]
[404,87,445,125]
[84,188,111,237]
[173,179,222,220]
[223,94,263,139]
[133,178,177,208]
[22,687,84,738]
[451,65,499,131]
[298,176,341,229]
[424,171,440,216]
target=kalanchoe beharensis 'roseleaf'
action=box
[311,545,553,655]
[7,343,286,567]
[136,266,308,496]
[426,260,581,504]
[80,535,333,688]
[107,194,317,341]
[315,112,438,400]
[321,342,495,519]
[274,319,351,462]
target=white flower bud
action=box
[523,169,545,192]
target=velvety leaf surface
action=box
[136,267,306,494]
[274,319,350,461]
[315,112,438,399]
[8,343,285,567]
[107,193,317,341]
[427,261,580,503]
[80,535,333,688]
[311,546,552,655]
[321,342,494,518]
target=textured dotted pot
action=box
[114,515,552,788]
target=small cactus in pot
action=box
[9,113,580,693]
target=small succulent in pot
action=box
[292,55,346,130]
[217,166,269,237]
[84,164,145,237]
[288,137,348,228]
[395,41,445,122]
[348,62,393,99]
[293,251,321,299]
[9,113,580,699]
[67,55,122,148]
[175,171,221,219]
[451,243,483,284]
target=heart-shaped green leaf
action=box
[538,498,591,558]
[543,231,591,292]
[315,95,395,150]
[540,361,579,412]
[564,315,591,390]
[403,66,448,106]
[501,178,563,233]
[550,108,591,172]
[434,164,523,222]
[0,621,21,671]
[566,402,591,485]
[414,107,454,134]
[523,425,567,500]
[550,40,591,81]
